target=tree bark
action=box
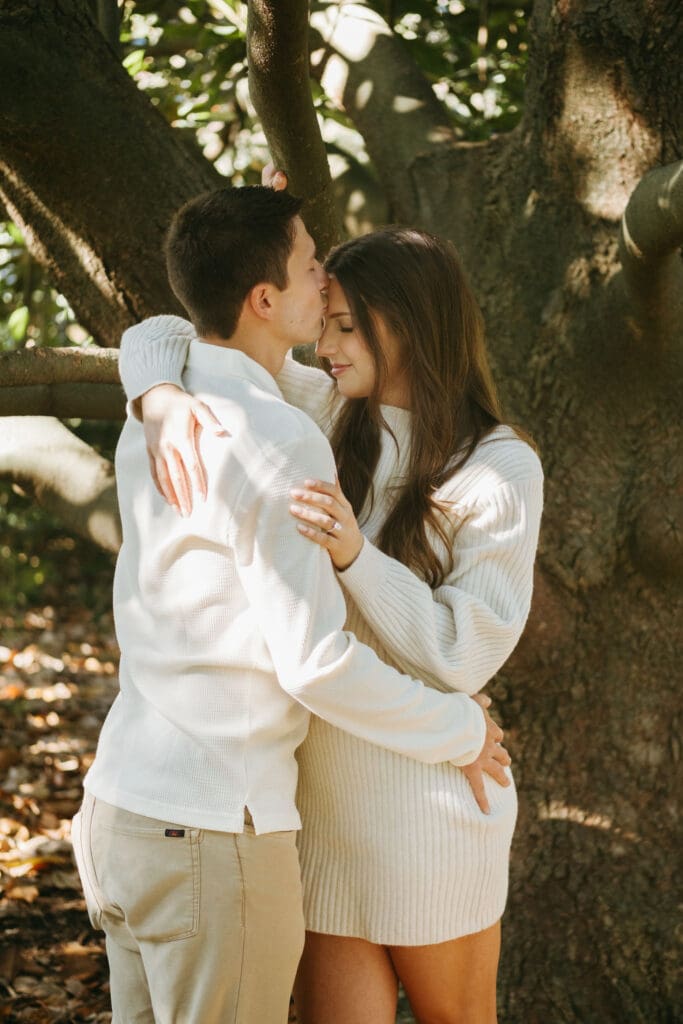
[0,384,124,420]
[0,346,120,387]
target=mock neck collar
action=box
[187,339,282,399]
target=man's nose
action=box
[319,265,330,293]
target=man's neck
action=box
[200,325,286,378]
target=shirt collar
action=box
[187,339,283,399]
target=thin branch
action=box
[248,0,343,254]
[0,417,121,553]
[619,160,683,344]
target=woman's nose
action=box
[315,332,333,359]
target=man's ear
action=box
[247,282,275,321]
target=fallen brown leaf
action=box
[5,884,39,903]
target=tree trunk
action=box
[0,0,221,346]
[412,5,681,1019]
[1,1,681,1020]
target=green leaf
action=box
[8,305,29,341]
[6,222,24,245]
[122,48,148,76]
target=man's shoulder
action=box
[198,379,327,444]
[250,395,335,479]
[194,381,335,483]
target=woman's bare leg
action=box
[389,920,501,1024]
[293,931,399,1024]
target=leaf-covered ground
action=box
[0,600,117,1023]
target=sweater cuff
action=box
[448,698,487,766]
[119,315,195,402]
[336,537,388,611]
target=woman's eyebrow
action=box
[327,311,352,319]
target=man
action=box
[72,185,507,1023]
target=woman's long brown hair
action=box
[324,228,505,588]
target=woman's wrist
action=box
[140,382,186,422]
[335,537,364,573]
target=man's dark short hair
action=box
[165,186,304,339]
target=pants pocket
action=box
[93,815,201,943]
[71,808,104,930]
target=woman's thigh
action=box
[294,931,399,1024]
[388,920,501,1024]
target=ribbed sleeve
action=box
[338,475,543,696]
[118,315,194,401]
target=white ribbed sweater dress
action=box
[120,329,544,946]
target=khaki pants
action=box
[72,793,304,1023]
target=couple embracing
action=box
[72,173,543,1024]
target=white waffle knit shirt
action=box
[118,315,544,942]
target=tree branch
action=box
[0,347,125,419]
[619,160,683,344]
[0,347,119,387]
[247,0,343,254]
[310,1,457,221]
[0,417,121,553]
[0,384,124,420]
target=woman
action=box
[118,220,543,1023]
